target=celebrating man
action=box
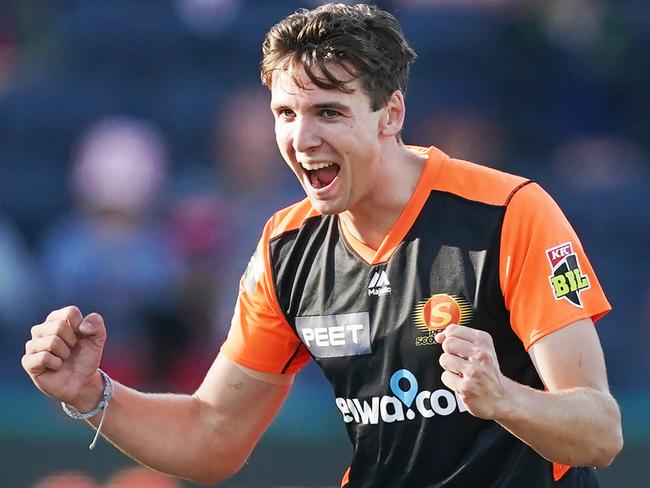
[23,4,622,487]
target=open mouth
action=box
[301,162,340,189]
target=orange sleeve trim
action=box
[340,467,350,487]
[524,305,611,351]
[553,463,571,481]
[220,345,284,372]
[269,198,320,239]
[221,343,308,375]
[280,342,306,374]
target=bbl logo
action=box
[546,242,590,307]
[411,294,473,346]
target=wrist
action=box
[70,370,105,413]
[493,376,521,423]
[62,369,114,450]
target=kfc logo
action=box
[546,242,590,307]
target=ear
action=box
[379,90,406,137]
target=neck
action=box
[340,144,427,250]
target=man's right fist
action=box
[22,306,107,411]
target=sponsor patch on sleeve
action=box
[546,242,590,307]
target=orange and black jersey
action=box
[222,146,611,488]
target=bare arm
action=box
[499,319,623,466]
[22,307,292,485]
[436,319,623,467]
[88,355,290,484]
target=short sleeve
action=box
[499,183,611,349]
[220,218,311,374]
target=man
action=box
[23,4,622,487]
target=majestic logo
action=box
[296,312,372,358]
[546,242,590,307]
[335,368,467,425]
[368,269,391,296]
[411,294,474,346]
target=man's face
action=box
[270,63,385,216]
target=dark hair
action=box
[261,3,417,111]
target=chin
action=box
[309,198,344,216]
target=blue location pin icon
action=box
[390,369,418,420]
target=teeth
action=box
[301,161,335,171]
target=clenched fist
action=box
[435,324,514,421]
[22,306,107,412]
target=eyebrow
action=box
[270,101,352,112]
[312,102,351,112]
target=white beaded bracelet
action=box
[61,368,113,450]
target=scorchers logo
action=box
[335,369,467,425]
[546,242,590,307]
[411,294,473,346]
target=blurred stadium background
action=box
[0,0,648,486]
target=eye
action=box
[320,109,341,119]
[277,108,295,120]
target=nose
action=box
[292,117,320,154]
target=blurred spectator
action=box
[0,213,43,380]
[209,85,303,333]
[31,471,99,488]
[550,135,647,189]
[411,106,505,168]
[174,0,242,37]
[161,192,233,391]
[532,0,610,54]
[38,116,181,388]
[160,85,305,387]
[0,3,19,95]
[163,85,306,385]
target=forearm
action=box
[79,376,246,485]
[496,379,623,467]
[24,310,286,485]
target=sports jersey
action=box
[221,146,611,487]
